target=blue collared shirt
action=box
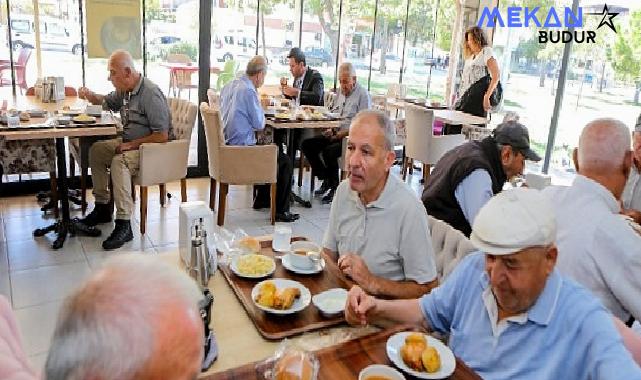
[420,252,641,380]
[454,169,493,225]
[220,75,265,146]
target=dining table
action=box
[157,236,482,380]
[0,96,118,248]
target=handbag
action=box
[485,68,503,107]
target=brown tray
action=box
[204,325,481,380]
[218,238,351,340]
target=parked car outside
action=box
[9,15,83,54]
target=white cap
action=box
[470,188,556,255]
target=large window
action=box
[369,0,407,96]
[259,0,299,85]
[338,0,375,92]
[427,0,455,102]
[302,0,340,90]
[552,2,641,179]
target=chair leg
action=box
[140,186,148,234]
[270,183,277,225]
[131,183,136,202]
[50,172,59,219]
[159,184,166,207]
[423,164,431,184]
[217,183,228,226]
[310,169,315,195]
[402,157,408,181]
[180,178,187,202]
[409,159,414,175]
[298,153,304,187]
[209,178,217,211]
[69,156,76,186]
[80,167,88,214]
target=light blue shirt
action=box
[454,169,493,225]
[420,252,641,380]
[220,75,265,146]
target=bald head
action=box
[245,55,267,88]
[577,118,631,172]
[575,118,632,200]
[107,50,140,92]
[45,254,203,380]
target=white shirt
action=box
[623,164,641,211]
[458,46,495,98]
[543,175,641,321]
[323,173,437,284]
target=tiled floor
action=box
[0,166,425,372]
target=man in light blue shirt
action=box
[346,188,641,379]
[219,56,299,222]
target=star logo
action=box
[587,4,619,33]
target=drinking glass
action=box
[272,223,292,257]
[280,77,288,86]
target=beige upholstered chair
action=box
[207,89,220,109]
[200,102,278,226]
[324,91,337,110]
[428,215,476,281]
[403,104,465,182]
[134,98,197,234]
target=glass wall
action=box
[428,0,456,102]
[302,0,340,89]
[258,0,299,85]
[338,0,375,93]
[552,1,641,180]
[369,0,407,96]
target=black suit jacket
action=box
[288,67,324,106]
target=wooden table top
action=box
[218,238,351,340]
[204,325,481,380]
[265,118,342,129]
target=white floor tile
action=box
[0,219,5,242]
[7,238,86,272]
[11,262,92,309]
[85,247,157,269]
[14,300,62,356]
[0,272,10,305]
[79,222,154,254]
[145,217,181,247]
[0,242,8,273]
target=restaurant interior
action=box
[1,0,641,379]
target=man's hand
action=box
[322,128,335,138]
[338,254,376,294]
[622,208,641,225]
[345,285,377,326]
[483,93,491,111]
[78,87,93,100]
[115,142,136,154]
[281,85,300,98]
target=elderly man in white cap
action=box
[544,118,641,325]
[345,188,641,379]
[621,113,641,224]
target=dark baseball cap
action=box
[286,47,306,63]
[493,121,541,162]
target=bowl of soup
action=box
[358,364,405,380]
[288,241,321,270]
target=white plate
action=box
[230,254,275,279]
[281,254,325,275]
[312,288,347,317]
[251,279,311,315]
[386,332,456,379]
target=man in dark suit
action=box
[276,48,324,159]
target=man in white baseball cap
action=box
[344,188,641,379]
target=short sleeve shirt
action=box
[322,173,437,284]
[458,46,494,98]
[103,76,172,143]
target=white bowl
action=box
[289,241,321,270]
[358,364,406,380]
[312,288,348,317]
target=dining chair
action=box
[0,48,32,94]
[133,98,198,234]
[402,104,465,182]
[427,215,476,282]
[200,102,277,226]
[166,54,196,99]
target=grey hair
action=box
[578,118,631,171]
[246,55,267,76]
[44,254,202,380]
[109,49,137,73]
[338,62,356,77]
[351,110,396,151]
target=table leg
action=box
[33,137,101,249]
[286,129,312,208]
